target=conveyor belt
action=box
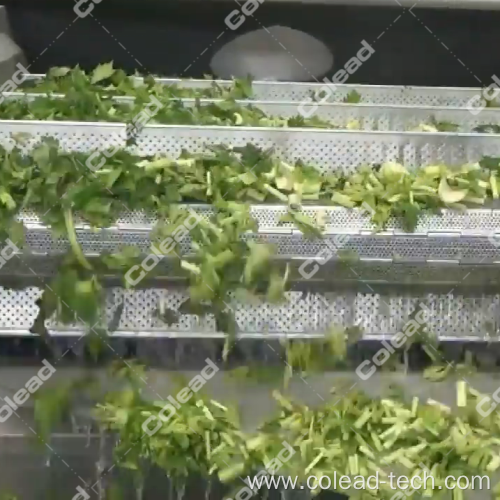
[0,103,498,340]
[11,206,500,265]
[1,122,500,172]
[0,285,498,340]
[21,74,494,107]
[5,93,500,132]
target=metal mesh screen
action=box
[22,75,490,106]
[6,93,499,132]
[0,285,498,340]
[1,121,500,173]
[15,206,500,264]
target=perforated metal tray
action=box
[2,122,500,339]
[2,284,500,340]
[5,93,499,133]
[2,121,500,173]
[22,74,491,107]
[20,205,500,235]
[220,102,500,132]
[13,206,500,265]
[4,122,500,265]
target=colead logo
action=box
[225,0,264,30]
[74,0,103,18]
[72,486,90,500]
[0,63,30,104]
[0,360,56,422]
[0,239,20,269]
[476,387,500,417]
[142,358,219,436]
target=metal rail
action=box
[0,285,498,340]
[3,93,500,132]
[1,121,500,173]
[19,74,491,106]
[12,206,500,265]
[0,112,497,340]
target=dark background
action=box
[3,0,500,87]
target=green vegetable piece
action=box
[331,192,356,208]
[457,381,467,407]
[218,462,246,482]
[91,62,115,84]
[438,177,468,204]
[48,66,72,78]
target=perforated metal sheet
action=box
[255,233,500,263]
[145,82,495,108]
[22,75,493,106]
[2,120,500,338]
[252,102,500,132]
[246,84,491,107]
[13,206,500,264]
[2,121,500,173]
[0,121,125,155]
[2,285,500,340]
[20,206,500,235]
[6,93,498,133]
[133,127,500,170]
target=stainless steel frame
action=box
[0,120,497,339]
[1,121,500,172]
[4,92,500,132]
[19,75,492,106]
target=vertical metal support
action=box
[176,482,186,500]
[136,484,143,500]
[168,477,174,500]
[204,479,212,500]
[70,413,79,434]
[403,349,410,374]
[44,433,52,467]
[135,474,144,500]
[281,489,312,500]
[95,427,107,500]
